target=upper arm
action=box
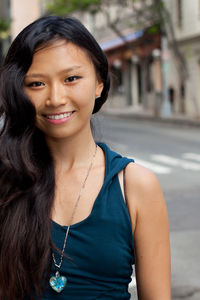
[125,162,171,300]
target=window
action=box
[176,0,183,28]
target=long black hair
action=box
[0,15,110,299]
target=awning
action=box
[100,30,144,51]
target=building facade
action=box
[80,0,200,118]
[76,4,163,116]
[10,0,43,40]
[166,0,200,117]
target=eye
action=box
[65,76,81,83]
[26,81,45,87]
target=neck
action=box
[45,126,97,174]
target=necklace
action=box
[49,144,98,293]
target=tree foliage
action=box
[46,0,164,29]
[46,0,101,15]
[0,18,10,39]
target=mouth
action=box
[43,111,75,124]
[44,111,75,119]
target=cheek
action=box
[75,82,96,107]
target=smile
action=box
[46,112,74,120]
[44,111,75,124]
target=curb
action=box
[101,110,200,127]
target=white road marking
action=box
[129,276,138,299]
[105,142,200,174]
[128,157,171,174]
[182,153,200,162]
[106,142,171,174]
[151,155,200,171]
[129,276,137,288]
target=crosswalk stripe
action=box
[182,153,200,162]
[129,276,137,288]
[151,155,200,171]
[107,142,200,173]
[128,157,171,174]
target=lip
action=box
[43,111,75,125]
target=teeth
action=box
[46,112,73,120]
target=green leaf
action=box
[46,0,101,16]
[0,18,10,39]
[147,24,160,35]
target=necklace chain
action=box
[52,144,98,270]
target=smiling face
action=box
[23,40,103,140]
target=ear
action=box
[95,79,104,98]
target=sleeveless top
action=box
[40,142,135,300]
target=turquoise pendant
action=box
[49,271,67,293]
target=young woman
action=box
[0,16,171,299]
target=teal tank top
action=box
[42,142,135,299]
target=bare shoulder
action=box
[126,161,158,182]
[125,162,167,232]
[125,162,164,203]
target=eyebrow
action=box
[25,65,82,78]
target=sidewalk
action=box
[101,106,200,127]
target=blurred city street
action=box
[95,113,200,300]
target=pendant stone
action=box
[49,271,67,293]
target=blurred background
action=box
[0,0,200,299]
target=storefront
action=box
[100,29,162,112]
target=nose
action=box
[46,82,67,107]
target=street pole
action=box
[160,0,172,118]
[161,34,172,117]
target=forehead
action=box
[29,40,93,70]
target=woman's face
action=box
[23,40,103,140]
